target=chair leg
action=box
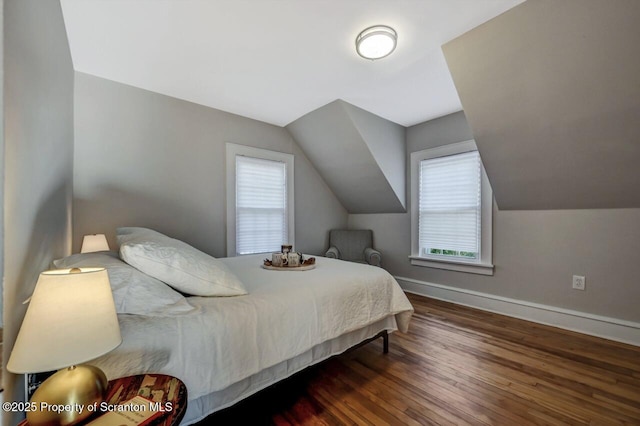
[382,330,389,354]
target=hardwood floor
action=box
[200,293,640,425]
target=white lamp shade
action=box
[7,268,121,373]
[81,234,110,253]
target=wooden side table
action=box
[104,374,188,426]
[18,374,187,426]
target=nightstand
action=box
[19,373,187,426]
[103,374,187,426]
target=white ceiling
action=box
[60,0,523,127]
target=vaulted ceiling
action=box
[60,0,522,127]
[60,1,639,213]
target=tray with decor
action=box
[262,256,316,271]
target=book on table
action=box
[87,395,164,426]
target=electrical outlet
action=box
[572,275,586,290]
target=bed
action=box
[53,228,413,424]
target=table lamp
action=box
[7,267,122,426]
[80,234,110,253]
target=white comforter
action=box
[91,255,413,400]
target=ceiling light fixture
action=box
[355,25,397,60]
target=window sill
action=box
[409,255,494,276]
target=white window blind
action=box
[418,150,482,260]
[236,155,288,255]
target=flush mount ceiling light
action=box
[355,25,397,60]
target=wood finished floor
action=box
[199,293,640,425]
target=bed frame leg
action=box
[349,330,390,354]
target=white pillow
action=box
[53,252,196,317]
[117,227,248,297]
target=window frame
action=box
[226,143,295,257]
[409,140,494,276]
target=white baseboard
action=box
[395,276,640,347]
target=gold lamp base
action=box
[27,365,108,426]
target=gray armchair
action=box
[325,229,381,266]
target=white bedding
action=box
[90,254,413,411]
[183,316,398,425]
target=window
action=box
[410,140,493,275]
[226,144,294,256]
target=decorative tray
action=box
[261,264,316,271]
[262,256,316,271]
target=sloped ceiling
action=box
[287,100,406,214]
[443,0,640,210]
[58,0,527,216]
[60,0,522,127]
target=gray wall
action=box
[349,111,640,323]
[0,0,4,328]
[73,73,347,257]
[443,0,640,210]
[286,100,406,214]
[342,102,406,210]
[3,0,74,421]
